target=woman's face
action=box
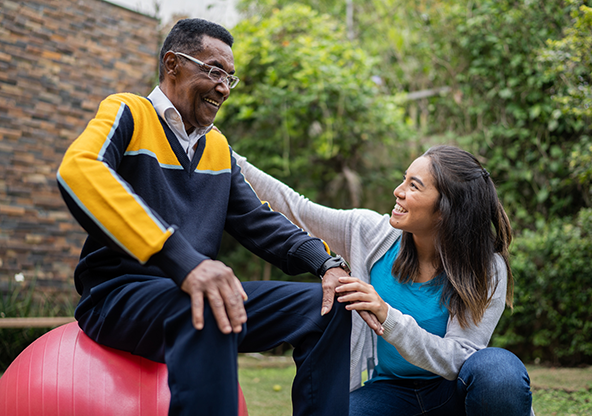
[390,156,440,238]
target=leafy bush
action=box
[539,1,592,121]
[0,279,76,372]
[492,208,592,365]
[216,4,413,280]
[425,0,588,227]
[219,4,412,213]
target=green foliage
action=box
[492,208,592,365]
[224,0,592,365]
[569,135,592,207]
[237,0,345,18]
[337,0,592,227]
[539,1,592,120]
[0,280,75,372]
[235,0,592,228]
[418,0,589,226]
[219,4,411,211]
[217,4,414,280]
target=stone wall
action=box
[0,0,159,292]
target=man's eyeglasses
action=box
[171,51,240,89]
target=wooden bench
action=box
[0,317,75,328]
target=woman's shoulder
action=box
[491,253,508,277]
[350,209,397,234]
[348,209,402,254]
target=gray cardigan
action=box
[234,153,510,390]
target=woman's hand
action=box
[335,276,389,325]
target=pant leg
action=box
[350,382,423,416]
[75,277,351,416]
[75,275,243,416]
[238,281,352,416]
[350,348,531,416]
[457,348,533,416]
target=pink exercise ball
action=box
[0,322,248,416]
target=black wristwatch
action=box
[318,255,351,279]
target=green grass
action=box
[526,365,592,416]
[238,357,592,416]
[238,354,295,415]
[532,389,592,416]
[2,352,590,415]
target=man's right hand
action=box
[181,260,248,334]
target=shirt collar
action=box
[147,86,213,141]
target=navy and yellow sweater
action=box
[57,93,330,295]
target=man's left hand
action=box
[320,266,349,316]
[322,268,384,335]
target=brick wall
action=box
[0,0,159,292]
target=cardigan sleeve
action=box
[225,150,332,277]
[233,151,370,260]
[380,254,509,380]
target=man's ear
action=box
[162,51,179,79]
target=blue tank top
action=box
[369,239,449,381]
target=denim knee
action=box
[459,348,530,391]
[458,347,532,416]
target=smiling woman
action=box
[389,156,441,251]
[234,145,535,416]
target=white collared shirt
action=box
[147,86,212,160]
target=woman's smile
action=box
[389,156,440,237]
[392,203,408,215]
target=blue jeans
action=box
[350,348,532,416]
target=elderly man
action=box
[57,18,354,416]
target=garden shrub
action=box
[0,280,75,372]
[492,208,592,365]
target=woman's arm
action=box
[234,152,389,335]
[234,151,367,260]
[338,254,508,380]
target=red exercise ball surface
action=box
[0,322,248,416]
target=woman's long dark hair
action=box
[392,145,513,328]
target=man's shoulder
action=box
[103,92,152,109]
[98,93,159,128]
[197,128,232,172]
[205,127,229,146]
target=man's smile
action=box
[204,97,221,107]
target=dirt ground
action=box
[526,365,592,392]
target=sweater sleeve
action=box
[380,254,509,380]
[225,150,332,277]
[234,151,366,261]
[57,94,206,285]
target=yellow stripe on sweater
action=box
[122,94,182,168]
[58,94,172,263]
[196,129,231,173]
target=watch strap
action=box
[318,255,351,279]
